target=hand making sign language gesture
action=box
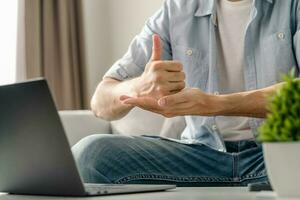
[122,34,186,100]
[120,34,219,118]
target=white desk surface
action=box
[0,187,277,200]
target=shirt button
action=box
[214,91,220,95]
[277,32,285,40]
[186,49,193,56]
[212,125,218,131]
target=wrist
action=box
[129,77,142,98]
[212,94,233,116]
[193,88,227,116]
[207,94,229,116]
[212,91,259,117]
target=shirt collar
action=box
[194,0,273,17]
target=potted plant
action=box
[258,70,300,199]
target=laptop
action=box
[0,79,176,196]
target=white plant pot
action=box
[263,142,300,199]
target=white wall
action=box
[82,0,163,107]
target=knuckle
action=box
[163,97,169,104]
[151,61,162,71]
[173,61,183,71]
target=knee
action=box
[72,134,112,182]
[71,134,129,183]
[72,134,126,162]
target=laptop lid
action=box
[0,79,86,196]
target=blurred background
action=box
[0,0,162,110]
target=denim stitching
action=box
[232,154,235,180]
[114,171,267,184]
[240,175,268,183]
[114,174,234,184]
[240,171,268,181]
[232,153,239,181]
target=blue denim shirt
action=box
[104,0,300,152]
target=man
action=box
[72,0,299,186]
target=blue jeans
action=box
[72,134,268,186]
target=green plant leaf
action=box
[258,68,300,142]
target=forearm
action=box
[91,78,139,121]
[214,83,284,118]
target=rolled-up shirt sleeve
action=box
[103,0,173,81]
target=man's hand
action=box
[132,34,186,99]
[120,88,221,118]
[91,34,186,121]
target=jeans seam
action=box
[232,155,235,180]
[240,171,268,181]
[232,153,239,181]
[114,173,234,184]
[235,155,239,181]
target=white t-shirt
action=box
[216,0,254,141]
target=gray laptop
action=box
[0,79,176,196]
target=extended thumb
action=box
[151,34,162,61]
